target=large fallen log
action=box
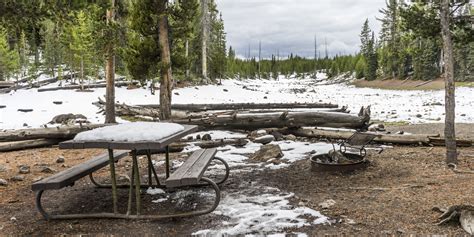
[0,124,105,142]
[0,135,248,152]
[38,81,137,92]
[0,139,62,152]
[142,102,339,112]
[280,127,472,146]
[94,98,353,121]
[0,73,78,93]
[172,107,371,130]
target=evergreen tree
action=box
[0,28,20,81]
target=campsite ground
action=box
[0,123,473,236]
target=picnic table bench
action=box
[31,123,230,220]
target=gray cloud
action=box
[216,0,386,59]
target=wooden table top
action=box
[59,124,198,150]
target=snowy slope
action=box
[1,75,473,129]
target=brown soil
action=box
[352,77,474,90]
[0,125,473,235]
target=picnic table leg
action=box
[165,145,170,178]
[146,150,162,187]
[126,163,135,216]
[108,149,118,214]
[147,150,152,187]
[131,150,141,215]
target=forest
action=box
[0,1,472,84]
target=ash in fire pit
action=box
[311,150,368,173]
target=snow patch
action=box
[73,122,184,142]
[192,186,328,236]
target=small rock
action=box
[256,130,267,136]
[0,105,6,109]
[202,134,212,141]
[11,175,24,182]
[263,96,268,99]
[283,134,297,141]
[271,131,284,141]
[253,135,275,145]
[40,166,55,173]
[174,92,180,95]
[223,89,229,92]
[33,177,43,182]
[319,199,336,209]
[0,165,7,173]
[0,179,8,186]
[196,134,201,140]
[22,123,28,127]
[19,165,30,174]
[250,144,283,162]
[416,114,422,118]
[53,101,63,105]
[461,114,466,117]
[10,217,16,222]
[56,156,65,163]
[346,219,356,225]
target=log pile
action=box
[277,127,473,147]
[93,98,369,130]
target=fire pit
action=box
[310,152,368,173]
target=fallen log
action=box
[0,139,62,152]
[0,124,105,142]
[0,73,78,93]
[171,108,371,130]
[94,98,350,120]
[142,102,339,112]
[280,127,472,146]
[38,81,138,92]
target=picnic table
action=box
[31,122,230,220]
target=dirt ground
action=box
[0,124,473,236]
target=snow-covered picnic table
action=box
[32,122,211,220]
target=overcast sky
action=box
[215,0,387,59]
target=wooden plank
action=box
[181,148,217,186]
[31,151,128,191]
[165,149,206,187]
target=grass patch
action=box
[456,82,474,88]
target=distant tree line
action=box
[0,0,472,83]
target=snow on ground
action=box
[1,75,474,129]
[192,185,328,236]
[145,183,328,236]
[182,130,335,172]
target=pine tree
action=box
[68,10,95,86]
[378,0,401,78]
[0,28,20,81]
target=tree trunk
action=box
[158,0,173,120]
[185,39,190,78]
[172,109,371,130]
[80,57,84,91]
[440,0,457,164]
[0,124,105,142]
[280,128,472,147]
[201,0,209,79]
[142,102,338,112]
[0,139,62,152]
[105,0,117,124]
